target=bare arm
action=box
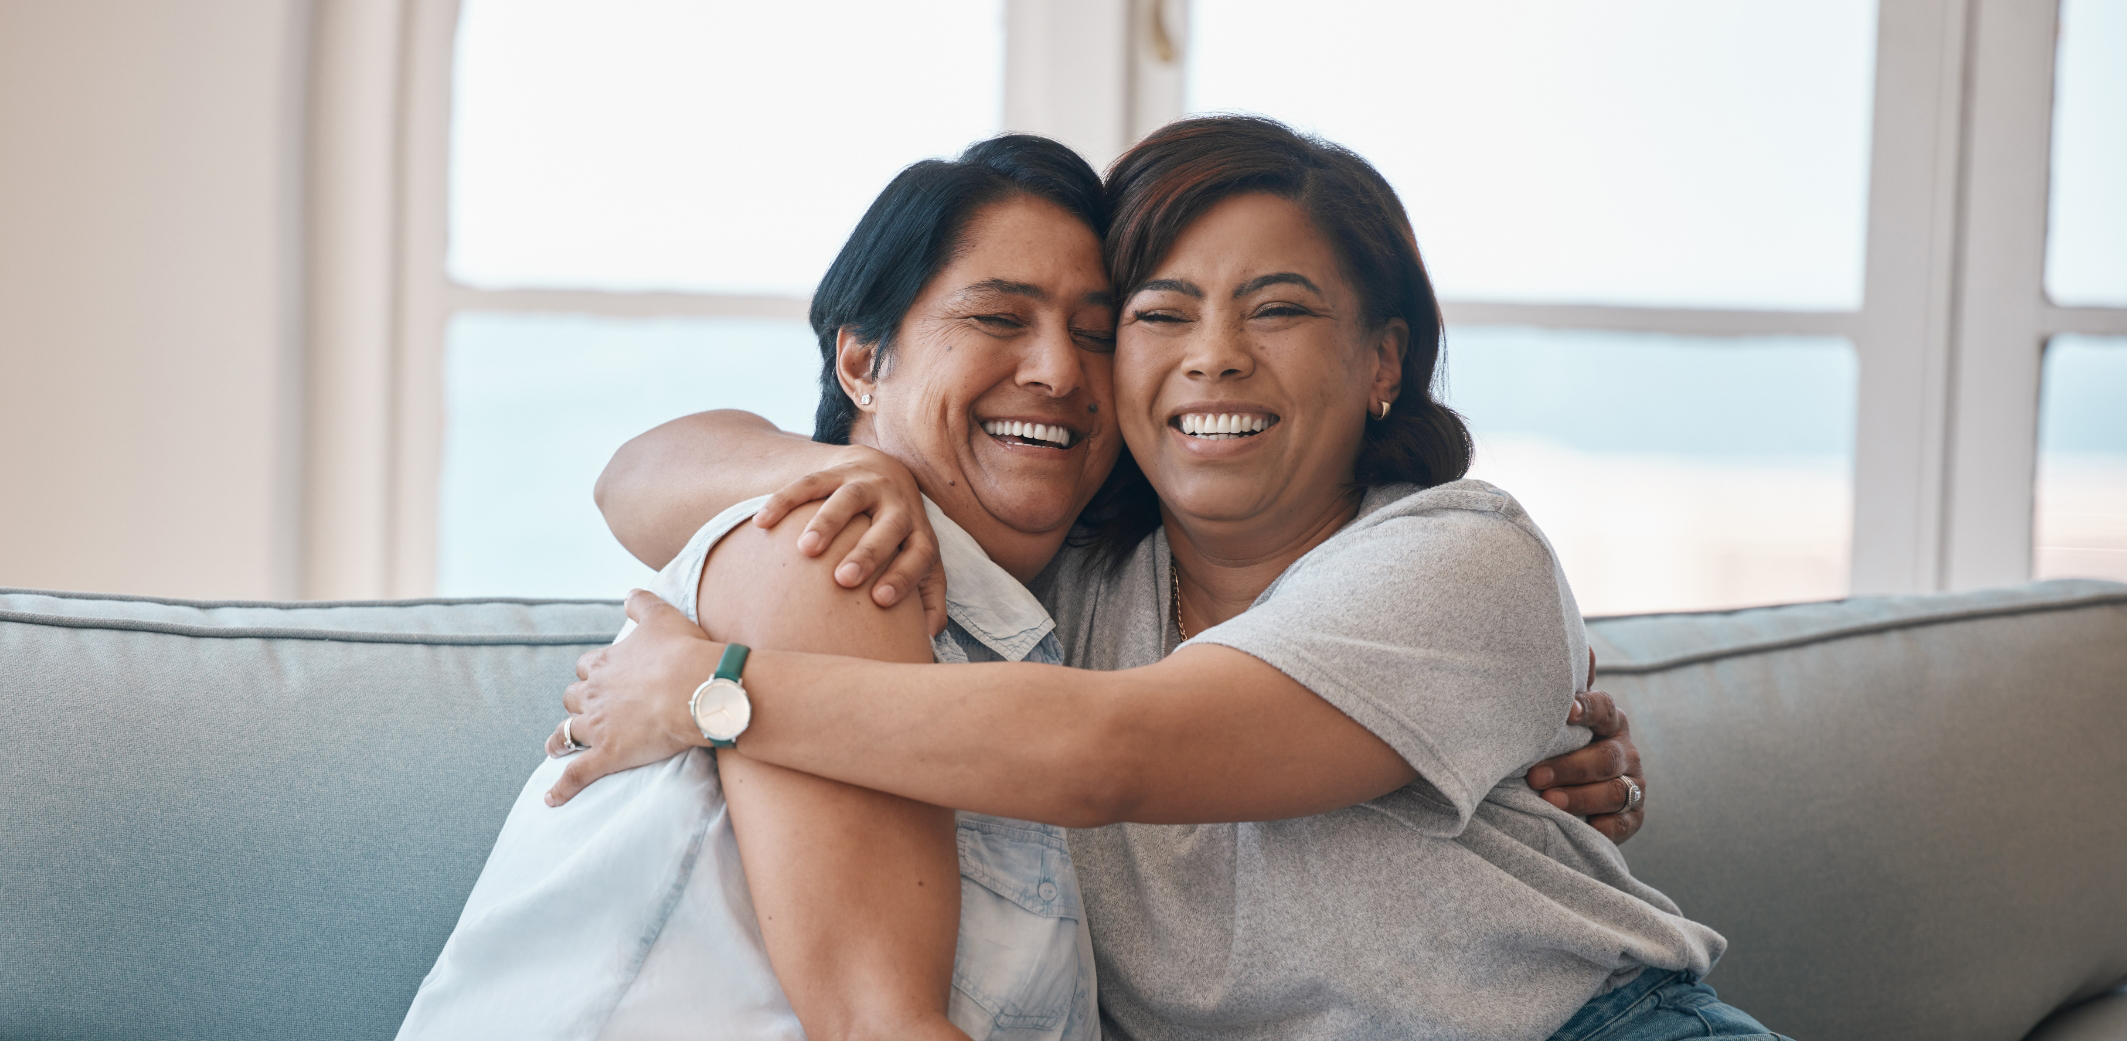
[695,503,965,1041]
[557,597,1415,827]
[596,409,945,631]
[558,599,1646,839]
[595,410,806,569]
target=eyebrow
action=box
[1233,272,1322,298]
[1084,289,1116,308]
[1136,278,1204,299]
[959,278,1048,301]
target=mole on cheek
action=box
[1088,403,1099,413]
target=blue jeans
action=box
[1547,969,1793,1041]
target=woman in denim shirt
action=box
[401,136,1122,1041]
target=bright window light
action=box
[2035,335,2127,583]
[2045,0,2127,307]
[1187,0,1878,311]
[449,0,1004,297]
[436,313,822,598]
[1445,328,1857,614]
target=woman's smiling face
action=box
[1115,192,1405,533]
[840,193,1121,578]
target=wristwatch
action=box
[688,644,753,748]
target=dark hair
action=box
[1078,115,1474,563]
[808,134,1109,444]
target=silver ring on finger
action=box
[560,716,589,755]
[1619,776,1643,814]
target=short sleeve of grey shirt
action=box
[1042,480,1725,1041]
[1185,480,1592,834]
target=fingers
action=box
[836,499,915,592]
[811,485,883,570]
[1538,775,1632,816]
[1588,806,1644,844]
[1526,734,1627,791]
[755,471,841,535]
[544,751,612,807]
[624,587,659,622]
[1587,647,1598,689]
[916,564,949,637]
[1576,690,1624,740]
[575,648,597,681]
[869,530,941,612]
[563,680,586,715]
[1587,774,1647,844]
[625,588,689,630]
[545,719,571,758]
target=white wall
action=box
[0,0,308,598]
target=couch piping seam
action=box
[0,588,622,609]
[0,610,615,646]
[1593,591,2127,675]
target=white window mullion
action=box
[2044,307,2127,337]
[1941,0,2060,591]
[1128,0,1187,144]
[390,0,459,599]
[1847,0,1974,596]
[1004,0,1132,170]
[445,287,809,323]
[1440,302,1855,340]
[302,0,407,600]
[1004,0,1184,170]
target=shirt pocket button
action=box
[1038,881,1058,902]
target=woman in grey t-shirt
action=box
[563,117,1784,1041]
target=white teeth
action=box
[982,419,1071,448]
[1178,412,1273,439]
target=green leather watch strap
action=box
[714,643,750,684]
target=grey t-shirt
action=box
[1038,480,1725,1041]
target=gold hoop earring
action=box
[1376,401,1391,420]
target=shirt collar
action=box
[924,497,1057,660]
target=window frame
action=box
[306,0,2124,600]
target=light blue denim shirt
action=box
[918,499,1099,1041]
[401,497,1094,1041]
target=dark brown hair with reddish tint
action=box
[1077,115,1473,565]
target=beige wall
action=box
[0,0,307,598]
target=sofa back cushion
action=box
[1590,579,2127,1041]
[6,581,2124,1041]
[0,589,624,1041]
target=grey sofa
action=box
[3,580,2123,1040]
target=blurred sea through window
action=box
[1444,329,1856,615]
[2035,336,2127,584]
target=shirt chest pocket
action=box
[948,814,1093,1041]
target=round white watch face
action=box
[692,678,752,741]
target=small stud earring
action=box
[859,393,873,406]
[1376,401,1391,420]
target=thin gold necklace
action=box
[1169,553,1190,641]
